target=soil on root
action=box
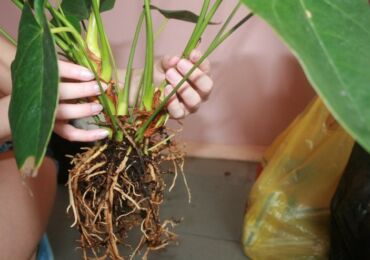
[67,126,187,259]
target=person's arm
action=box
[0,35,16,96]
[0,95,11,143]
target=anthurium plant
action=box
[1,0,251,258]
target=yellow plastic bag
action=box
[242,97,354,259]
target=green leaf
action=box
[100,0,116,12]
[10,0,59,176]
[150,5,219,24]
[59,0,115,20]
[51,15,81,33]
[60,0,91,20]
[241,0,370,152]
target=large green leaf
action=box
[10,0,59,176]
[241,0,370,151]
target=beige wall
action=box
[0,1,315,160]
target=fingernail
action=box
[177,59,192,73]
[91,103,103,114]
[80,69,95,80]
[95,129,110,140]
[166,69,179,82]
[191,50,201,61]
[93,83,108,93]
[170,56,179,65]
[172,108,184,119]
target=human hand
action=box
[155,49,213,119]
[54,61,109,142]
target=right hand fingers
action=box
[165,68,202,112]
[58,60,95,81]
[164,85,190,119]
[59,81,108,100]
[161,55,180,71]
[54,122,109,142]
[56,103,103,120]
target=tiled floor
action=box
[47,157,256,260]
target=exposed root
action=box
[68,120,186,259]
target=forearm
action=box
[0,35,16,96]
[0,95,11,143]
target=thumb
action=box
[154,55,180,85]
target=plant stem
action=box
[117,11,145,116]
[190,0,223,50]
[86,13,101,72]
[91,0,113,83]
[182,0,211,58]
[154,18,168,41]
[142,0,155,111]
[0,27,17,46]
[133,71,145,110]
[213,2,242,42]
[45,5,84,65]
[11,0,23,9]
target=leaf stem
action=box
[182,0,211,57]
[91,0,111,81]
[11,0,23,9]
[142,0,155,111]
[117,11,145,116]
[0,27,17,46]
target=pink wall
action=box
[0,1,315,148]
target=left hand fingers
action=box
[56,103,103,120]
[58,60,95,81]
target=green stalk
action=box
[182,0,211,58]
[86,13,101,72]
[91,1,120,98]
[91,0,113,83]
[136,11,254,142]
[154,18,168,41]
[11,0,23,9]
[133,72,145,109]
[117,11,145,116]
[187,0,223,53]
[0,27,17,46]
[213,2,242,42]
[142,0,155,111]
[45,4,85,65]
